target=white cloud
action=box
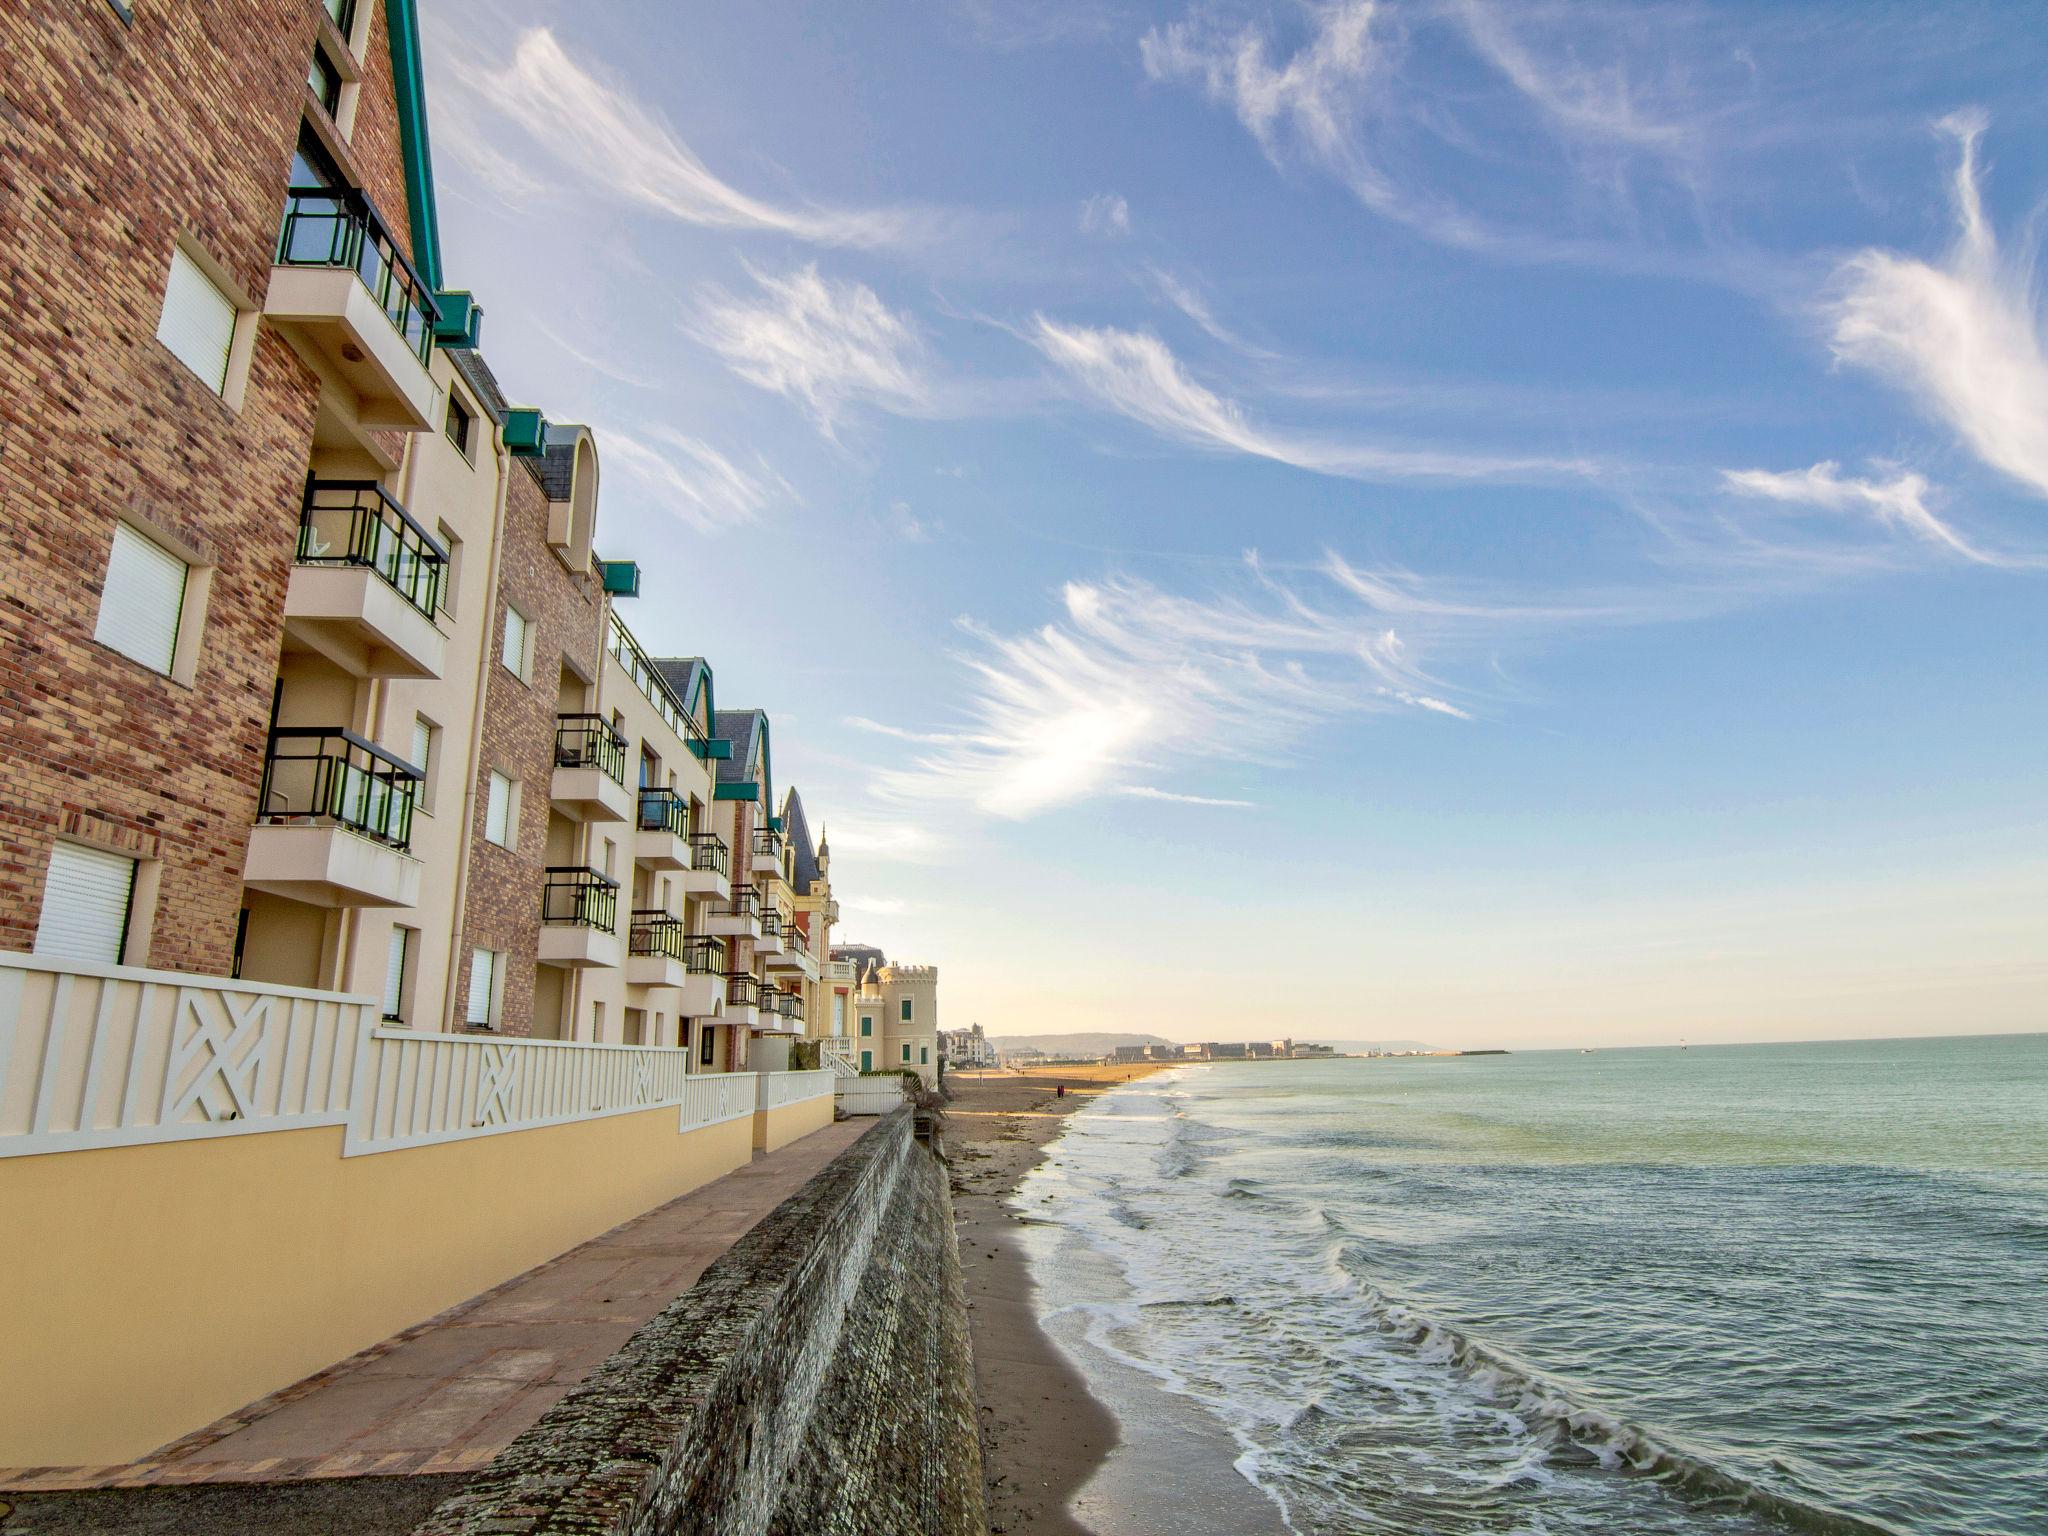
[601,426,785,532]
[1450,0,1691,150]
[462,29,912,248]
[1116,786,1256,808]
[1027,315,1586,480]
[1720,461,1994,563]
[691,265,931,434]
[1828,113,2048,500]
[1079,192,1133,236]
[866,554,1518,819]
[824,818,953,864]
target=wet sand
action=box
[944,1065,1289,1536]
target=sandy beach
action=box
[944,1063,1293,1536]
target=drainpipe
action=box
[437,427,511,1031]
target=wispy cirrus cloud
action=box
[601,425,788,532]
[1720,461,1995,564]
[863,554,1543,819]
[459,29,916,248]
[1116,785,1256,808]
[1827,112,2048,501]
[1027,316,1588,480]
[691,264,932,435]
[1079,192,1133,236]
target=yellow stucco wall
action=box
[0,1107,754,1468]
[754,1094,835,1153]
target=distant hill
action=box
[988,1031,1175,1057]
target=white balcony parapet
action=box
[756,1068,834,1112]
[0,955,372,1157]
[680,1071,756,1132]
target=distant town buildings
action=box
[830,948,942,1088]
[940,1022,996,1069]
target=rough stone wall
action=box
[0,0,409,968]
[452,467,605,1033]
[411,1109,987,1536]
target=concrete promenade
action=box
[0,1119,868,1497]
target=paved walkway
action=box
[0,1119,871,1493]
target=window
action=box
[700,1025,715,1066]
[307,47,342,114]
[591,1001,605,1042]
[500,605,529,678]
[465,948,500,1027]
[34,842,137,965]
[901,1043,912,1064]
[921,1046,930,1065]
[860,1014,873,1038]
[436,522,462,617]
[156,247,237,395]
[382,926,412,1022]
[444,393,474,457]
[601,837,616,879]
[900,998,914,1023]
[833,995,846,1032]
[411,715,437,813]
[95,522,188,676]
[860,1050,873,1072]
[485,771,515,847]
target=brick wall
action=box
[453,464,606,1032]
[0,1,414,969]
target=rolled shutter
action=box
[465,949,496,1025]
[411,717,432,776]
[501,607,527,674]
[382,927,409,1019]
[155,247,237,394]
[485,772,511,845]
[94,523,188,675]
[33,843,137,965]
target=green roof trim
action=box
[714,782,759,801]
[693,737,733,761]
[384,0,444,293]
[502,407,548,456]
[599,559,641,597]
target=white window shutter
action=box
[382,927,409,1019]
[466,948,497,1025]
[156,247,236,394]
[501,607,527,674]
[94,523,188,675]
[485,772,512,845]
[34,843,138,965]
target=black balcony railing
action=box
[276,185,437,367]
[256,727,420,850]
[637,787,689,838]
[753,828,783,860]
[772,990,805,1021]
[541,867,618,933]
[608,613,710,755]
[725,973,760,1009]
[297,478,446,619]
[689,832,729,875]
[555,714,626,784]
[628,910,686,959]
[727,884,759,917]
[784,924,809,957]
[683,935,727,975]
[759,909,783,939]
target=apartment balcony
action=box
[722,972,760,1029]
[552,714,631,823]
[678,832,731,900]
[633,789,691,870]
[624,917,726,1014]
[751,828,783,877]
[702,884,762,942]
[763,923,817,980]
[284,480,446,679]
[757,987,806,1035]
[265,187,438,430]
[754,909,787,959]
[243,728,422,907]
[537,867,621,969]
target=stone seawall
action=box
[411,1109,984,1536]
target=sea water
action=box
[1015,1035,2048,1536]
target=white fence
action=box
[0,955,371,1157]
[836,1075,910,1117]
[680,1071,756,1131]
[0,957,846,1159]
[757,1068,834,1112]
[346,1029,698,1154]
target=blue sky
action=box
[425,1,2048,1049]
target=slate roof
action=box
[649,657,709,722]
[712,709,764,788]
[535,435,577,500]
[781,788,821,894]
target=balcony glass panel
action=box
[256,728,420,849]
[555,714,627,784]
[541,867,618,933]
[297,479,446,619]
[276,186,436,366]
